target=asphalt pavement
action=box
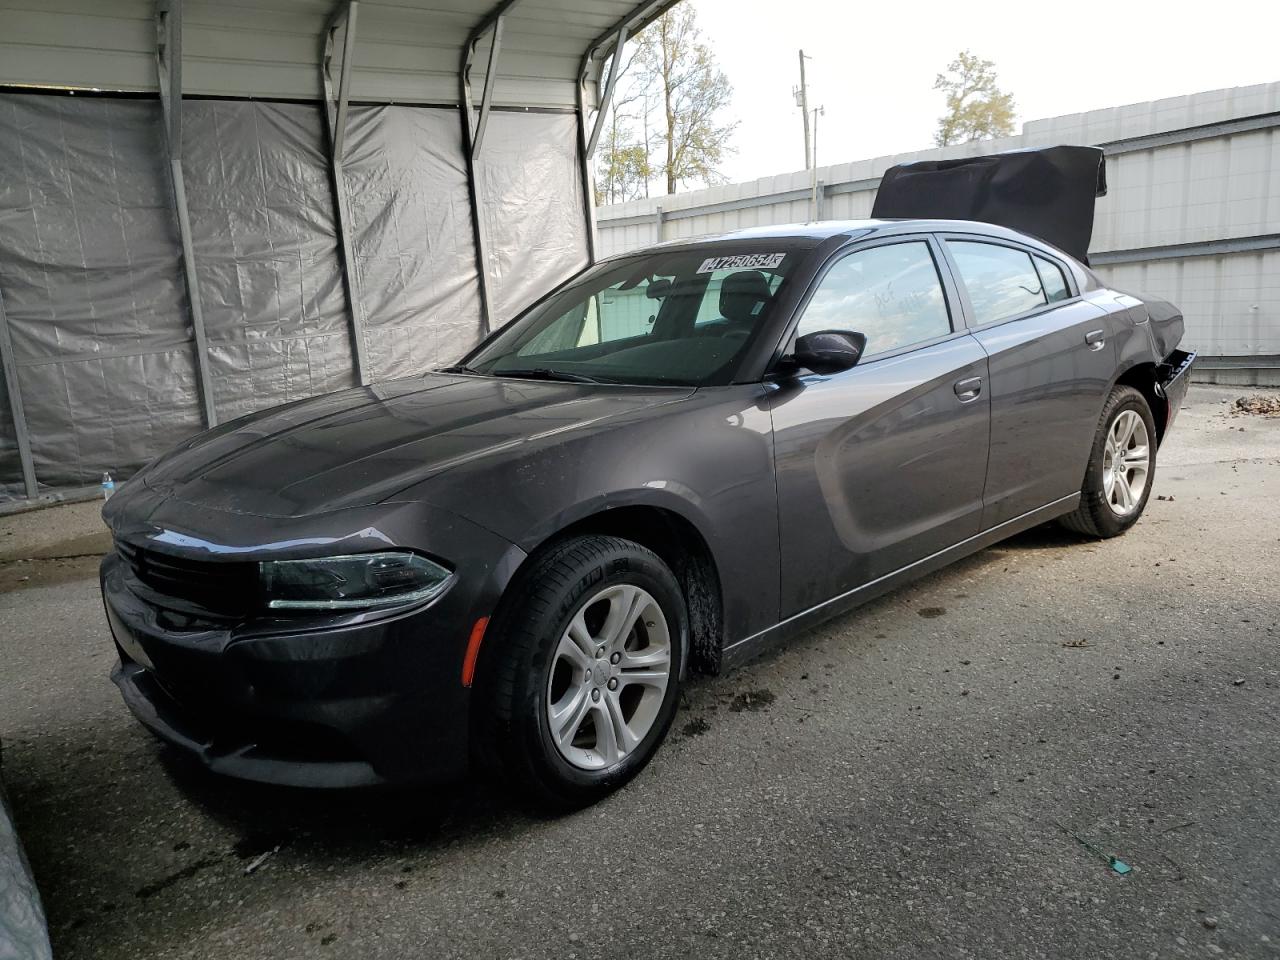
[1,384,1277,960]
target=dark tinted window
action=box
[1034,254,1071,303]
[466,248,798,385]
[948,241,1047,324]
[797,241,951,358]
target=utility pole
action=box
[810,104,825,219]
[793,50,811,169]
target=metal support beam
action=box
[576,0,681,265]
[1090,233,1280,266]
[0,290,38,499]
[470,15,504,159]
[576,68,601,262]
[322,1,369,384]
[156,0,218,427]
[585,26,628,159]
[459,0,521,335]
[1101,111,1280,157]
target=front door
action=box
[771,237,991,617]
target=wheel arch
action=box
[510,498,726,676]
[1111,361,1170,446]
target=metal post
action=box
[586,27,628,159]
[655,204,665,242]
[576,26,627,265]
[0,290,38,499]
[576,69,602,263]
[470,16,503,159]
[156,0,218,427]
[814,178,826,221]
[459,1,521,335]
[797,50,811,170]
[809,106,824,220]
[322,2,369,384]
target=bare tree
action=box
[634,6,736,195]
[595,45,654,204]
[933,50,1016,147]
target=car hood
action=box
[135,373,693,518]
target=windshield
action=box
[462,247,800,386]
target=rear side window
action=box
[947,241,1047,325]
[1034,255,1070,303]
[797,241,951,358]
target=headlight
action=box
[260,552,453,610]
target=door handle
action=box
[1085,329,1106,350]
[953,376,983,401]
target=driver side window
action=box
[797,241,951,358]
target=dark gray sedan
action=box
[101,217,1194,808]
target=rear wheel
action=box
[1059,385,1156,538]
[474,535,687,811]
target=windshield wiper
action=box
[493,367,606,384]
[437,363,482,375]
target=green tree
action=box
[933,50,1016,147]
[596,125,652,205]
[634,6,736,194]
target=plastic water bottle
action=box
[101,472,115,500]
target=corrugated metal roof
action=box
[0,0,680,108]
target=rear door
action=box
[770,235,991,616]
[940,236,1114,528]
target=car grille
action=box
[115,540,260,615]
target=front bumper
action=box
[100,502,525,788]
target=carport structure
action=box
[0,0,677,503]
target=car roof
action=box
[638,218,1080,262]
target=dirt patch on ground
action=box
[728,689,776,713]
[0,530,112,594]
[0,555,103,594]
[1230,395,1280,417]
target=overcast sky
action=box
[679,0,1279,185]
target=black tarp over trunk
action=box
[871,145,1107,263]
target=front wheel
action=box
[474,535,687,811]
[1059,385,1157,538]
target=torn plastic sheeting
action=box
[0,94,201,489]
[181,99,354,422]
[341,105,484,381]
[479,111,590,327]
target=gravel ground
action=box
[1,384,1278,960]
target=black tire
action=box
[1059,385,1157,538]
[473,535,688,811]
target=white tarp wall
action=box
[599,82,1280,385]
[0,0,674,501]
[0,94,585,496]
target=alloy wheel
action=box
[1102,409,1150,517]
[545,583,672,771]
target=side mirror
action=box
[792,330,867,374]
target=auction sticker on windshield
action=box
[697,253,786,273]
